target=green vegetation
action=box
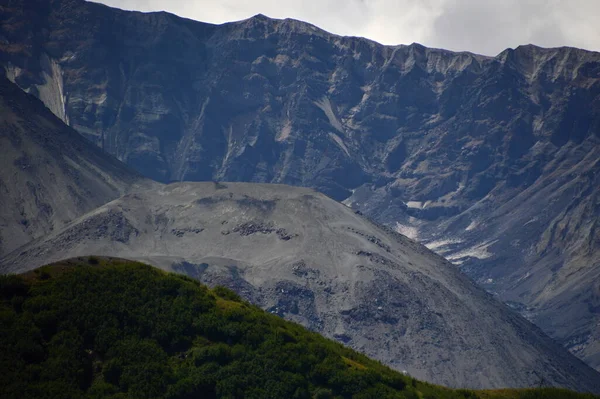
[0,257,597,399]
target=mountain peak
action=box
[251,13,271,20]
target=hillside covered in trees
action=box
[0,257,597,399]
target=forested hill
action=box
[0,257,598,399]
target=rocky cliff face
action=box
[1,0,599,369]
[0,76,147,257]
[3,181,600,392]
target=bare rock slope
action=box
[3,181,600,392]
[0,76,147,257]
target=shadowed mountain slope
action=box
[0,76,147,257]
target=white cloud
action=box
[94,0,600,56]
[426,0,600,54]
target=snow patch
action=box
[447,240,497,262]
[406,201,423,209]
[465,220,479,231]
[425,239,463,254]
[395,223,419,240]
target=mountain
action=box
[3,182,600,391]
[2,258,598,399]
[0,75,147,257]
[1,0,599,371]
[1,68,599,391]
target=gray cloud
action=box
[96,0,600,55]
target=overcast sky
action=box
[96,0,599,56]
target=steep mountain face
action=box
[3,182,600,392]
[0,75,147,257]
[1,0,599,369]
